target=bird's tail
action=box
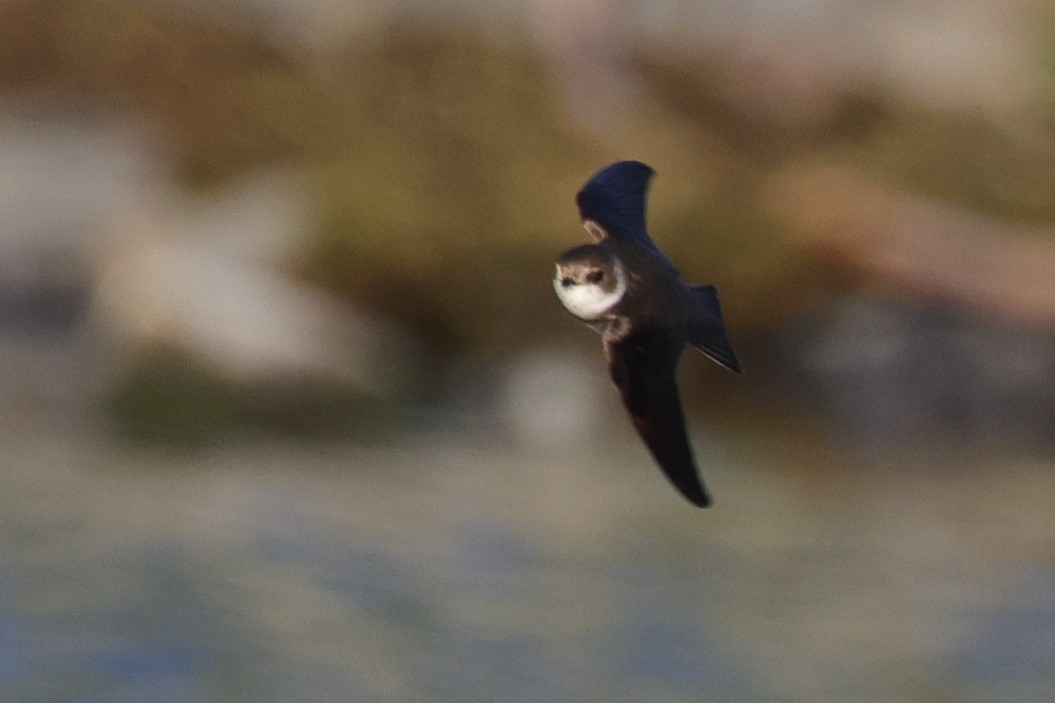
[689,285,742,373]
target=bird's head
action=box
[553,245,627,321]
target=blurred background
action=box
[2,0,1055,700]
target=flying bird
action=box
[553,161,741,507]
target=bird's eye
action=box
[560,277,574,287]
[586,270,604,284]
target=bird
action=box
[553,161,741,507]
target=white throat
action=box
[554,260,627,321]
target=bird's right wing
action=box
[604,330,711,507]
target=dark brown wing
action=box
[576,161,661,252]
[604,330,711,507]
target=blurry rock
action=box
[786,293,1055,449]
[94,172,420,397]
[770,164,1055,325]
[426,357,506,436]
[535,0,1038,122]
[0,108,157,421]
[501,347,609,451]
[771,165,1055,448]
[90,171,422,443]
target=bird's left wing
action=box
[576,161,661,251]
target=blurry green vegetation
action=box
[0,0,354,181]
[107,348,241,446]
[4,0,1055,443]
[302,29,598,353]
[4,0,1055,348]
[108,348,405,446]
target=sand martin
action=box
[553,161,742,507]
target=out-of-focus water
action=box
[1,425,1054,702]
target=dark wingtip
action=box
[686,489,712,508]
[663,464,713,508]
